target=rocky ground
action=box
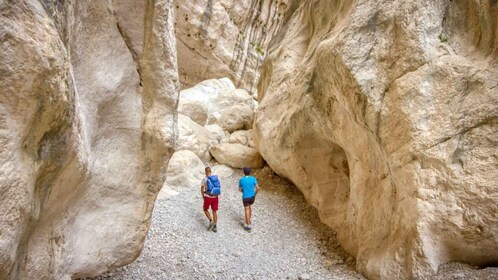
[87,166,498,280]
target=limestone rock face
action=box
[174,0,296,91]
[209,143,264,169]
[254,0,498,279]
[0,1,178,279]
[164,150,205,189]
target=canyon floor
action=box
[89,166,498,280]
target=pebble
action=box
[299,273,311,280]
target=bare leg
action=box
[204,209,212,221]
[212,211,218,224]
[244,206,251,225]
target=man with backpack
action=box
[201,167,221,232]
[239,167,260,232]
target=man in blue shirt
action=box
[238,167,260,232]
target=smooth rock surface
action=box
[218,104,254,133]
[177,114,217,162]
[164,150,205,189]
[0,1,178,279]
[229,130,255,148]
[254,0,498,279]
[211,164,235,179]
[178,78,255,131]
[209,143,264,169]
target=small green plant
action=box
[438,33,448,43]
[250,42,265,56]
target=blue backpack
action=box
[206,175,221,196]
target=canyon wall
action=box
[174,0,297,92]
[0,0,178,279]
[254,0,498,279]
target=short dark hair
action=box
[243,167,251,175]
[205,167,211,173]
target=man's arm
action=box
[201,180,206,197]
[255,183,260,194]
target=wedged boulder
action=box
[229,130,255,148]
[164,150,204,189]
[211,164,234,179]
[178,100,208,126]
[218,104,254,133]
[209,143,264,169]
[178,78,254,127]
[177,114,217,162]
[205,124,226,143]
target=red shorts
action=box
[203,196,219,211]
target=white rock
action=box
[209,143,264,169]
[178,100,208,126]
[179,78,254,130]
[211,165,234,178]
[218,104,254,133]
[229,130,255,148]
[205,124,226,143]
[164,150,205,189]
[177,114,217,161]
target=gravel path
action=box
[91,166,364,280]
[88,166,498,280]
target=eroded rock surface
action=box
[0,1,178,279]
[174,0,296,92]
[254,0,498,279]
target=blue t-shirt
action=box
[239,176,258,199]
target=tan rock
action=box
[178,114,217,162]
[254,0,498,279]
[211,165,235,179]
[0,1,178,279]
[229,130,255,148]
[205,124,226,143]
[209,143,264,169]
[174,0,294,90]
[218,104,254,133]
[164,150,205,189]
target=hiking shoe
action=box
[212,225,217,233]
[207,221,214,231]
[244,225,252,232]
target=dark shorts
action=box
[203,196,219,211]
[243,196,255,207]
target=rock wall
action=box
[174,0,297,92]
[254,0,498,279]
[0,0,178,279]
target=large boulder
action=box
[177,114,217,162]
[211,165,235,179]
[0,1,178,279]
[209,143,264,169]
[254,0,498,279]
[164,150,205,189]
[218,104,254,133]
[205,124,226,143]
[229,130,255,148]
[178,78,255,126]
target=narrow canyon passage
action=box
[89,167,365,280]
